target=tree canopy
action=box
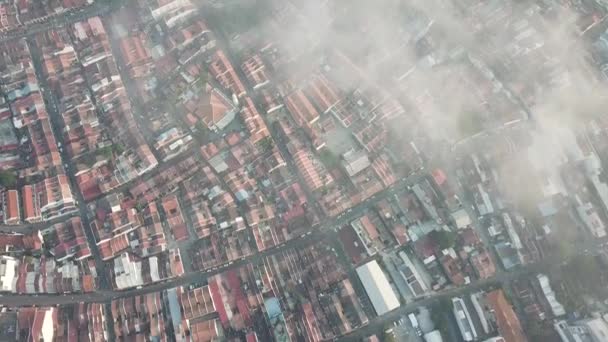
[429,230,457,250]
[0,170,17,188]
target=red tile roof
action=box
[354,216,378,242]
[470,249,496,279]
[189,319,219,342]
[209,50,246,98]
[304,73,341,114]
[208,279,229,327]
[4,190,20,224]
[285,89,320,127]
[180,285,216,320]
[22,185,36,222]
[486,290,527,342]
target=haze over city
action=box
[0,0,606,341]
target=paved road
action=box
[337,257,557,341]
[201,10,326,221]
[338,240,608,341]
[0,174,422,306]
[0,166,603,322]
[1,232,604,337]
[0,212,80,234]
[0,229,331,307]
[1,3,605,342]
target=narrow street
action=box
[0,173,428,306]
[26,37,110,291]
[200,7,325,222]
[1,1,607,341]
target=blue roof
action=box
[166,288,182,332]
[265,297,282,319]
[494,242,520,270]
[235,189,250,202]
[7,83,39,101]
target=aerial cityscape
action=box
[0,0,607,341]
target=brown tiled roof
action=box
[486,290,527,342]
[22,185,36,221]
[5,190,20,223]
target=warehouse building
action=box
[356,260,400,316]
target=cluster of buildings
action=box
[336,172,498,304]
[0,174,78,225]
[0,303,106,342]
[16,0,316,288]
[0,240,370,341]
[555,315,608,342]
[0,38,63,177]
[0,37,85,227]
[0,218,97,294]
[0,0,94,32]
[106,0,215,157]
[0,0,607,341]
[270,56,406,216]
[85,193,184,290]
[59,16,158,199]
[365,287,527,342]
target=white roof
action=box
[342,150,371,177]
[424,330,443,342]
[582,318,608,342]
[356,260,400,316]
[451,209,472,229]
[41,308,55,342]
[0,256,17,292]
[150,256,160,282]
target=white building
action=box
[580,317,608,342]
[342,149,371,177]
[149,0,196,27]
[555,317,608,342]
[470,292,493,335]
[451,209,472,229]
[555,320,591,342]
[113,253,143,290]
[537,274,565,317]
[502,213,523,250]
[0,256,18,292]
[452,297,478,341]
[575,196,607,238]
[398,251,429,296]
[424,330,444,342]
[584,154,608,215]
[475,183,494,215]
[32,308,56,342]
[356,260,400,316]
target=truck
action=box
[408,313,423,337]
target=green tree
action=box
[113,143,125,155]
[0,170,16,188]
[430,300,452,336]
[429,230,457,250]
[257,136,274,153]
[98,146,113,159]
